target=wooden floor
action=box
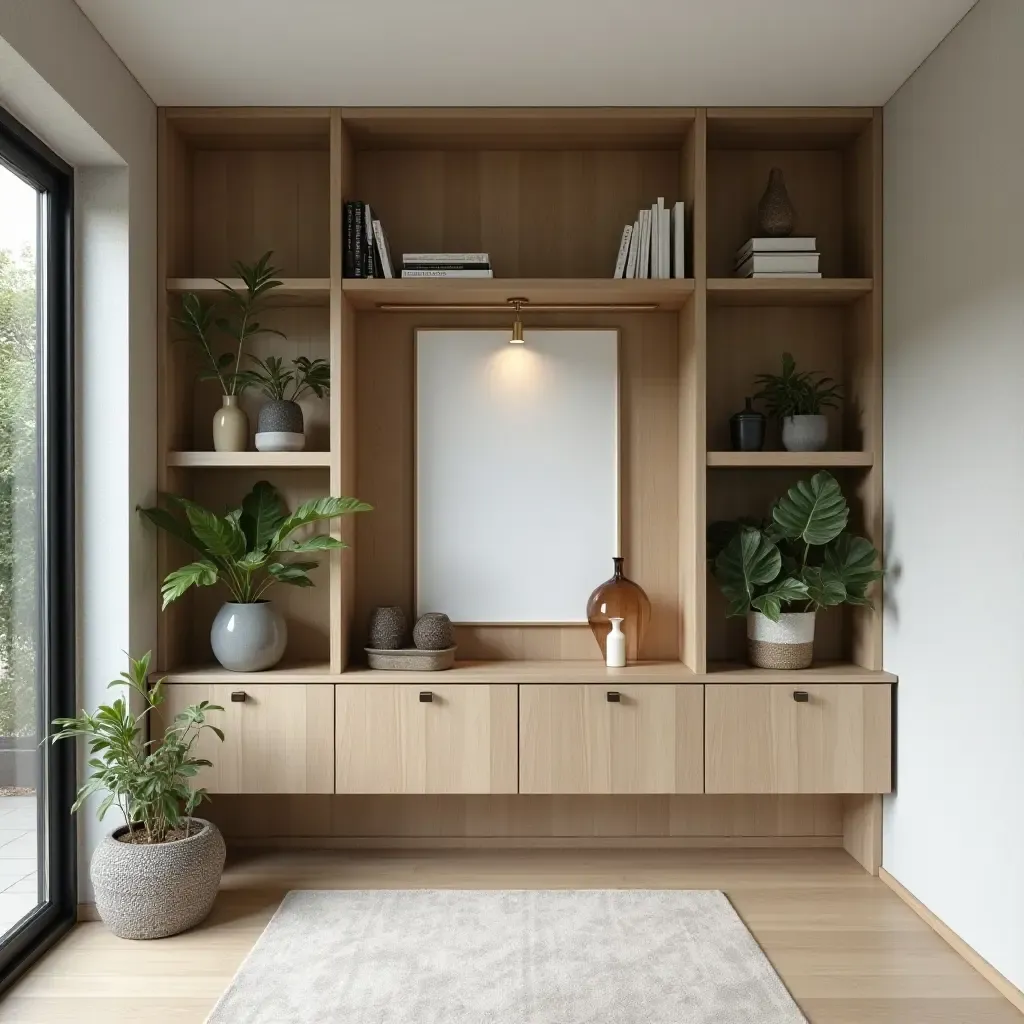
[0,847,1019,1023]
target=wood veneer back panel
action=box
[354,311,682,662]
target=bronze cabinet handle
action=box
[230,691,247,703]
[607,691,621,703]
[793,691,809,703]
[419,691,433,703]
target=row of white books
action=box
[613,199,685,279]
[734,236,821,278]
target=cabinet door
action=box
[519,685,703,794]
[335,684,518,794]
[154,684,334,794]
[705,684,892,794]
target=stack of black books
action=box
[400,253,492,278]
[343,200,396,278]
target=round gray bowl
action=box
[90,818,225,939]
[211,601,288,672]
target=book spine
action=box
[364,205,375,277]
[403,252,490,264]
[400,269,494,278]
[650,203,660,279]
[353,202,365,279]
[613,225,632,279]
[673,202,685,279]
[400,262,491,271]
[638,209,651,279]
[372,220,394,278]
[660,205,670,279]
[343,202,355,278]
[625,219,639,278]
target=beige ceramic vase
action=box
[212,395,248,452]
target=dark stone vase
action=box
[729,397,766,452]
[413,612,453,651]
[757,167,796,237]
[368,606,407,650]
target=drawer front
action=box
[153,684,334,795]
[519,684,703,794]
[335,684,518,794]
[705,683,892,794]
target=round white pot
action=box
[747,610,816,670]
[781,414,828,452]
[210,601,287,672]
[90,818,225,939]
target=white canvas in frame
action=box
[416,328,619,623]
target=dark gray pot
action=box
[90,819,225,939]
[368,606,407,650]
[257,399,304,434]
[413,612,454,651]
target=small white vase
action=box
[747,610,816,670]
[606,617,626,668]
[212,396,248,452]
[781,414,828,452]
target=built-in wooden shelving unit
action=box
[157,104,883,682]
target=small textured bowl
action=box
[413,612,453,651]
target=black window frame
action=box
[0,105,77,991]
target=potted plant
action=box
[50,652,226,939]
[752,351,842,452]
[139,481,371,671]
[708,472,882,669]
[173,251,285,452]
[236,355,330,453]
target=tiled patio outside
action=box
[0,795,39,935]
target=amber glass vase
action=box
[586,557,651,662]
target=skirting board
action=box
[77,904,101,923]
[879,868,1024,1015]
[228,835,843,850]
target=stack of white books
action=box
[613,199,686,279]
[734,237,820,278]
[401,253,492,278]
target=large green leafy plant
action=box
[753,351,842,419]
[708,471,882,621]
[50,652,223,844]
[173,251,286,397]
[139,481,371,608]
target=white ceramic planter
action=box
[210,601,287,672]
[781,414,828,452]
[747,610,816,670]
[212,396,248,452]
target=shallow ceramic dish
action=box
[364,646,456,671]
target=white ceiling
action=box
[74,0,975,108]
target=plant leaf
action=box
[137,505,211,558]
[183,505,246,560]
[271,496,372,549]
[751,576,810,621]
[266,562,316,587]
[801,566,847,609]
[771,471,849,547]
[713,527,781,617]
[279,535,346,553]
[161,560,219,608]
[822,534,884,604]
[240,480,287,552]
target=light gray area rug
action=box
[206,889,806,1023]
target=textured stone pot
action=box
[368,606,407,650]
[413,612,453,651]
[210,601,287,672]
[747,610,816,670]
[256,399,305,452]
[757,166,796,237]
[91,819,225,939]
[212,395,248,452]
[781,414,828,452]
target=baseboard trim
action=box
[226,835,843,851]
[879,868,1024,1014]
[77,903,100,923]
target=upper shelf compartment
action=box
[705,109,879,281]
[163,109,332,280]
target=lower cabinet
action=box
[704,683,892,794]
[519,684,704,794]
[335,683,518,794]
[155,684,335,794]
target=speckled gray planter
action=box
[256,400,305,452]
[90,819,225,939]
[368,606,407,650]
[413,612,453,651]
[211,601,288,672]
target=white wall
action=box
[884,0,1024,992]
[0,0,157,899]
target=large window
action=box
[0,106,75,987]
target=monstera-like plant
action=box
[708,471,882,669]
[140,481,372,672]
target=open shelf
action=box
[705,662,896,684]
[342,278,694,311]
[707,278,872,306]
[167,278,331,307]
[156,662,336,684]
[167,451,331,469]
[707,451,874,469]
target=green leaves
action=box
[183,505,246,561]
[272,496,373,548]
[240,480,287,552]
[715,527,782,617]
[160,561,218,609]
[752,351,843,419]
[772,471,849,546]
[49,652,226,844]
[823,534,884,606]
[751,577,809,622]
[266,562,316,587]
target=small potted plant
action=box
[708,471,882,669]
[752,351,842,452]
[139,481,371,671]
[173,251,285,452]
[50,652,226,939]
[236,355,330,453]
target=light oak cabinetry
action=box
[519,684,703,794]
[704,683,892,794]
[154,684,335,795]
[335,684,518,794]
